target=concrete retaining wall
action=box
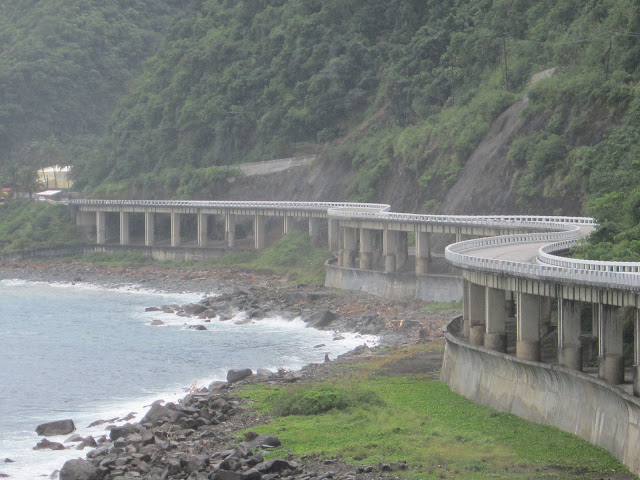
[440,317,640,475]
[325,262,463,302]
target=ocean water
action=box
[0,279,377,479]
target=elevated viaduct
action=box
[69,199,640,474]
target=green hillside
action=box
[0,0,187,175]
[3,0,640,258]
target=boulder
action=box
[253,459,298,474]
[109,423,136,441]
[307,310,337,329]
[59,458,99,480]
[65,434,84,443]
[76,436,98,450]
[141,403,173,424]
[183,303,207,315]
[36,419,76,436]
[34,438,65,450]
[189,324,207,331]
[145,307,162,312]
[150,319,164,326]
[226,369,253,384]
[241,433,281,449]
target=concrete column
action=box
[592,303,600,340]
[396,231,408,270]
[171,212,181,247]
[598,304,624,385]
[633,309,640,396]
[359,228,374,270]
[455,230,463,243]
[415,232,431,274]
[144,212,155,246]
[119,212,130,245]
[225,214,235,248]
[328,219,339,253]
[197,213,208,248]
[462,280,471,338]
[96,211,106,245]
[383,229,399,273]
[485,287,507,352]
[540,296,553,335]
[76,210,97,240]
[516,292,541,361]
[309,218,321,247]
[254,215,265,250]
[342,227,357,268]
[558,299,582,371]
[469,283,485,346]
[283,216,292,235]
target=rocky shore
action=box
[0,260,451,480]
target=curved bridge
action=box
[70,199,640,473]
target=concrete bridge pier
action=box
[145,212,155,246]
[198,213,208,248]
[75,210,97,240]
[359,228,374,270]
[415,232,431,274]
[397,231,408,270]
[598,304,624,385]
[516,292,541,361]
[558,299,582,371]
[283,216,292,235]
[308,218,321,247]
[225,214,235,248]
[383,229,398,273]
[254,215,265,250]
[328,219,339,253]
[119,212,130,245]
[170,212,181,247]
[96,211,106,245]
[540,297,553,336]
[484,287,507,352]
[462,280,471,338]
[468,283,485,346]
[342,227,357,268]
[633,309,640,396]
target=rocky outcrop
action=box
[59,458,99,480]
[36,419,76,436]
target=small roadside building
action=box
[35,189,64,202]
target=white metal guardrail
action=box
[538,239,640,273]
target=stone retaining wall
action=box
[440,316,640,475]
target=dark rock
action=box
[183,303,207,315]
[186,454,210,473]
[109,424,136,441]
[145,307,162,312]
[59,459,99,480]
[150,319,165,326]
[242,433,281,449]
[214,470,244,480]
[141,403,173,424]
[3,458,14,463]
[119,412,136,422]
[76,436,98,450]
[34,438,65,450]
[313,344,325,348]
[307,310,337,329]
[226,368,253,384]
[36,419,76,436]
[65,434,84,443]
[242,469,262,480]
[189,324,207,331]
[253,459,298,474]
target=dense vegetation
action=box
[3,0,640,257]
[0,201,83,254]
[0,0,187,180]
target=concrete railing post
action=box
[197,213,208,248]
[485,287,507,352]
[171,212,181,247]
[359,228,374,270]
[516,292,541,361]
[225,214,235,248]
[383,229,398,273]
[119,212,130,245]
[96,211,106,245]
[558,299,582,371]
[254,215,265,250]
[469,283,485,346]
[598,304,624,385]
[415,232,430,274]
[342,227,357,268]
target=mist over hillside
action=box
[2,0,640,258]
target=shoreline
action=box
[0,259,450,480]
